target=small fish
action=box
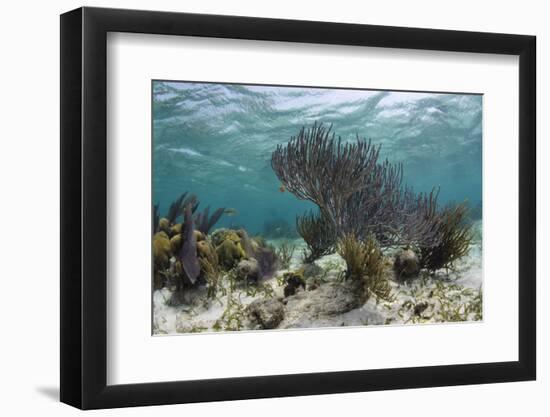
[224,208,238,217]
[279,184,286,193]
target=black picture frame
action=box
[60,6,536,410]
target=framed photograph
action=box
[60,6,536,410]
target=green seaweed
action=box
[213,287,247,332]
[187,325,208,333]
[244,281,275,298]
[396,278,482,324]
[296,210,335,263]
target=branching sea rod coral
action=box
[272,122,382,233]
[419,202,473,273]
[296,210,335,263]
[272,122,441,247]
[339,168,441,247]
[336,234,392,302]
[196,240,220,298]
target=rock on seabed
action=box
[247,298,285,329]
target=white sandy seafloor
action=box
[153,221,483,335]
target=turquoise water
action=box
[152,81,482,235]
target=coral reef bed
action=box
[153,222,482,335]
[152,123,482,335]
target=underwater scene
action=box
[152,81,483,334]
